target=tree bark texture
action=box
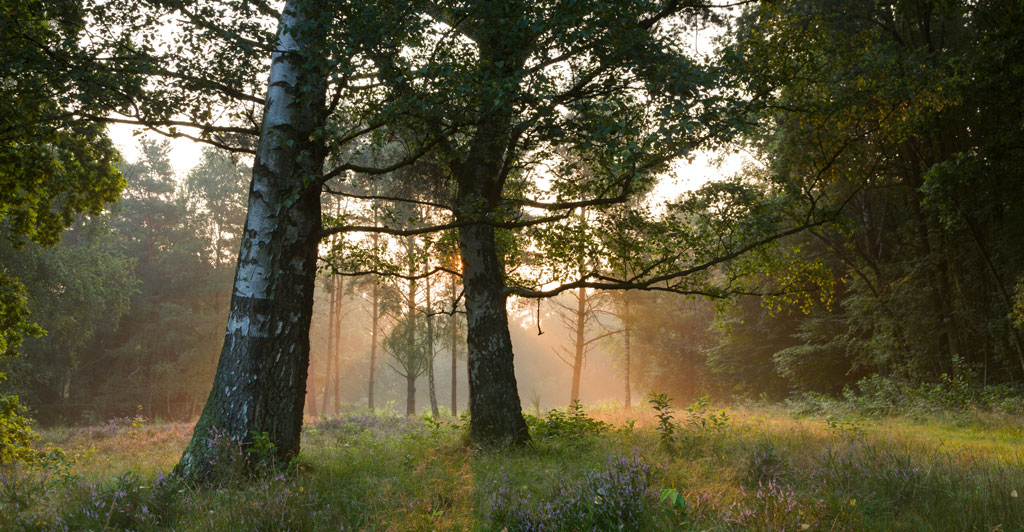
[458,222,529,444]
[176,0,327,480]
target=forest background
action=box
[3,0,1024,430]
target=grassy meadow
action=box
[2,399,1023,531]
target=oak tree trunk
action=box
[458,223,529,444]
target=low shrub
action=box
[0,395,77,514]
[528,400,610,443]
[726,479,810,532]
[788,363,1024,419]
[744,439,791,487]
[487,453,653,532]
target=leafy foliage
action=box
[680,0,1024,400]
[683,396,730,433]
[648,392,676,449]
[0,275,42,361]
[528,400,610,443]
[0,0,124,248]
[0,395,43,466]
[1,0,127,461]
[0,395,75,513]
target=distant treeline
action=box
[1,141,245,424]
[5,0,1024,425]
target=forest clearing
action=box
[4,0,1024,530]
[3,399,1024,531]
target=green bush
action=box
[1,395,44,466]
[788,360,1024,419]
[0,394,76,513]
[744,439,791,487]
[529,400,610,442]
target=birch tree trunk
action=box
[176,0,327,480]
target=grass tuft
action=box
[1,402,1022,531]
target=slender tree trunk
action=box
[406,246,418,416]
[570,288,586,404]
[62,366,71,422]
[146,364,154,419]
[450,275,459,416]
[623,294,631,410]
[402,367,417,417]
[321,278,336,416]
[368,275,379,411]
[306,381,318,418]
[426,274,439,417]
[176,0,327,480]
[333,276,343,413]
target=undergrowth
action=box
[0,397,1021,531]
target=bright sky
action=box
[107,119,743,200]
[107,122,205,177]
[105,9,745,192]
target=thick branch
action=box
[322,186,453,211]
[319,211,571,238]
[508,187,861,299]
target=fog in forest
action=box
[6,1,1024,528]
[304,283,671,417]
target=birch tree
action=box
[32,0,842,471]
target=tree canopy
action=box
[4,0,1024,487]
